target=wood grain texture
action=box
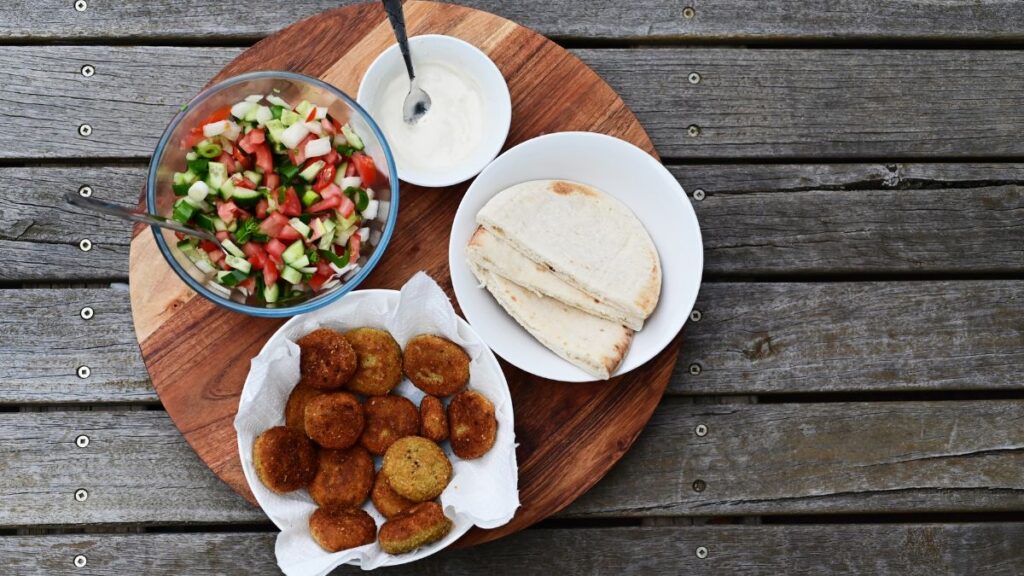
[3,402,1023,526]
[3,163,1023,281]
[4,0,1024,42]
[8,47,1024,159]
[127,1,670,548]
[4,523,1024,575]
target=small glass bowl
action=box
[147,71,399,317]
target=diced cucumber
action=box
[193,256,216,275]
[243,170,263,186]
[338,211,359,230]
[187,157,210,176]
[216,269,249,287]
[231,187,261,207]
[243,103,259,123]
[280,109,302,127]
[289,218,311,239]
[205,162,228,191]
[295,100,314,119]
[255,105,273,126]
[334,163,348,186]
[278,161,300,182]
[282,240,305,264]
[289,255,310,269]
[221,239,246,259]
[341,124,364,150]
[231,101,256,119]
[317,221,337,251]
[183,196,209,211]
[176,239,196,254]
[225,254,252,273]
[263,281,280,303]
[211,216,227,232]
[194,213,216,232]
[280,265,303,285]
[297,265,318,275]
[265,119,287,144]
[301,189,321,207]
[172,198,195,224]
[219,178,236,199]
[299,160,325,181]
[173,171,198,196]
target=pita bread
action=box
[468,260,633,380]
[467,227,645,330]
[475,179,661,321]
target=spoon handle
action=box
[381,0,416,81]
[64,191,223,247]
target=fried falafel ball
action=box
[304,392,365,449]
[297,328,358,390]
[344,328,403,396]
[309,445,375,508]
[371,471,417,519]
[360,395,421,455]
[402,334,470,397]
[448,390,497,459]
[378,502,453,554]
[309,507,377,553]
[381,436,452,502]
[253,426,318,493]
[419,395,449,442]
[284,381,323,435]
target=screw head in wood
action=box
[689,363,702,376]
[695,424,708,437]
[683,6,696,19]
[78,124,92,137]
[74,0,87,11]
[74,554,87,567]
[688,72,701,84]
[696,546,708,559]
[75,434,90,448]
[79,239,93,252]
[81,64,95,77]
[690,310,702,322]
[80,306,94,320]
[78,185,93,198]
[74,488,88,502]
[693,189,705,201]
[687,125,701,138]
[692,479,706,492]
[77,365,90,379]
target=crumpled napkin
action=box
[234,272,519,574]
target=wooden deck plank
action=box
[6,47,1024,160]
[3,279,1019,403]
[3,524,1023,575]
[4,0,1024,42]
[2,402,1021,526]
[3,164,1021,282]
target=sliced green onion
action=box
[195,140,223,159]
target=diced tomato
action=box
[200,240,219,253]
[215,230,230,241]
[174,231,186,241]
[266,238,287,258]
[321,118,336,135]
[277,224,303,241]
[259,212,289,237]
[208,250,225,265]
[337,194,355,218]
[316,260,333,277]
[264,173,280,192]
[319,183,342,200]
[233,174,257,189]
[288,134,318,166]
[307,107,318,122]
[238,128,265,154]
[308,272,330,291]
[203,106,233,126]
[324,149,340,166]
[239,277,257,292]
[255,198,269,219]
[281,187,302,217]
[247,255,265,270]
[263,261,280,286]
[217,202,239,225]
[349,233,361,261]
[253,142,273,174]
[352,153,377,187]
[241,242,268,266]
[232,146,253,171]
[331,117,343,134]
[313,163,336,192]
[217,152,237,174]
[308,196,341,213]
[180,129,207,150]
[345,161,357,177]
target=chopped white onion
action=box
[222,121,241,142]
[187,181,210,202]
[340,176,361,190]
[230,101,256,119]
[370,229,382,245]
[332,133,348,148]
[219,139,233,153]
[194,259,215,274]
[314,106,328,120]
[343,264,362,280]
[357,227,370,242]
[202,120,229,138]
[255,106,272,126]
[321,278,341,290]
[280,122,311,149]
[361,199,379,220]
[365,188,374,200]
[304,136,332,158]
[304,120,324,136]
[207,282,232,298]
[245,94,264,103]
[329,262,355,276]
[266,95,291,108]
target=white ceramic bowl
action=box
[357,34,511,188]
[449,132,704,382]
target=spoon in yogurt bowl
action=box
[381,0,432,124]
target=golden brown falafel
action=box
[419,395,449,442]
[371,472,417,519]
[309,446,375,508]
[448,390,497,459]
[381,436,452,502]
[309,507,377,553]
[403,335,470,396]
[297,328,358,390]
[378,502,453,554]
[284,381,322,435]
[253,426,318,493]
[360,395,420,455]
[344,328,403,396]
[304,392,365,449]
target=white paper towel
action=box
[234,272,520,574]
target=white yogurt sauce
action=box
[375,61,484,177]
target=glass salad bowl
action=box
[147,71,399,317]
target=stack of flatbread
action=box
[466,179,661,380]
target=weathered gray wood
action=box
[3,279,1020,402]
[3,524,1024,575]
[4,0,1024,42]
[566,400,1024,517]
[3,402,1022,526]
[3,164,1022,281]
[7,47,1024,159]
[0,287,153,404]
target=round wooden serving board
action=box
[129,1,677,548]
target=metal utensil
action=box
[65,191,225,251]
[381,0,431,124]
